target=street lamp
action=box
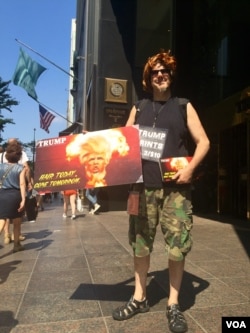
[32,128,36,168]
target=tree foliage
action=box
[0,77,19,143]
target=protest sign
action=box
[159,156,192,181]
[139,126,168,162]
[33,126,142,192]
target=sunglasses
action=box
[151,68,171,77]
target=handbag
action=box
[77,196,84,212]
[0,164,15,189]
[127,191,140,215]
[25,195,38,221]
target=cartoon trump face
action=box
[78,135,112,187]
[66,129,129,188]
[170,157,189,171]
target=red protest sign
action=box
[33,126,142,192]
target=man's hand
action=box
[172,167,193,184]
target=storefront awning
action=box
[59,122,82,136]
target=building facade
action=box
[70,0,250,218]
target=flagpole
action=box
[14,39,83,127]
[37,100,74,124]
[15,38,80,82]
[32,128,36,168]
[37,100,83,128]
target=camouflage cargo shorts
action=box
[128,185,193,261]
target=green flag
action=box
[12,47,46,100]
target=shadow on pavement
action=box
[195,212,250,257]
[70,268,210,311]
[0,311,18,331]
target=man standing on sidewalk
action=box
[112,50,210,333]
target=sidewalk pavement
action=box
[0,196,249,333]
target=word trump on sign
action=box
[139,126,168,162]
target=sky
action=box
[0,0,76,157]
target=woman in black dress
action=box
[0,141,26,252]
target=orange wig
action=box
[142,49,177,93]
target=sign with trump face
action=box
[33,126,142,192]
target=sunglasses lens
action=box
[151,69,170,76]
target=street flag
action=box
[12,48,46,100]
[39,104,55,133]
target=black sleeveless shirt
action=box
[135,97,190,188]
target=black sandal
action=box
[167,304,188,333]
[112,296,150,321]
